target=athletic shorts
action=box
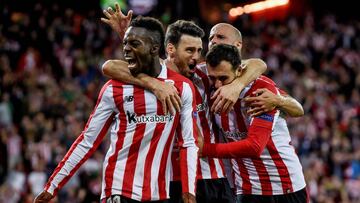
[101,195,169,203]
[169,178,235,203]
[236,187,309,203]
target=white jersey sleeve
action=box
[177,81,199,196]
[45,81,116,196]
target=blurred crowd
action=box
[1,2,359,203]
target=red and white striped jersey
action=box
[44,66,198,201]
[204,76,306,195]
[171,63,226,181]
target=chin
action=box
[129,66,141,76]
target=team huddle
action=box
[34,3,308,203]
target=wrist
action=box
[233,77,246,91]
[276,95,285,108]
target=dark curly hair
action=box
[206,44,241,71]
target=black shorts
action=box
[236,187,309,203]
[101,195,169,203]
[169,178,235,203]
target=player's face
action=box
[123,27,154,76]
[208,25,238,49]
[207,60,239,90]
[173,35,203,78]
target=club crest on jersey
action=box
[256,114,274,122]
[196,102,207,112]
[126,111,174,124]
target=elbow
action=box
[252,58,267,73]
[291,104,304,117]
[251,148,263,158]
[295,108,305,117]
[247,142,264,158]
[101,60,112,77]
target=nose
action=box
[192,51,200,61]
[209,38,218,48]
[123,43,131,53]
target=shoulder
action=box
[254,76,277,88]
[101,79,132,94]
[247,76,278,96]
[166,68,194,86]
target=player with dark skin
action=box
[34,16,197,203]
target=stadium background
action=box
[0,0,359,202]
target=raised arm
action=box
[244,88,304,117]
[177,82,199,203]
[211,58,267,113]
[102,60,181,115]
[101,3,132,60]
[34,82,116,203]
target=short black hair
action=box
[130,16,165,55]
[206,44,241,71]
[165,20,204,47]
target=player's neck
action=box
[146,56,162,77]
[164,58,180,73]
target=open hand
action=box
[152,80,182,115]
[101,3,133,40]
[211,82,242,114]
[244,88,278,117]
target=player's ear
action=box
[151,44,160,55]
[235,65,242,77]
[166,43,176,58]
[234,40,242,51]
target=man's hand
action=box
[151,80,182,115]
[211,82,243,114]
[182,192,196,203]
[33,191,53,203]
[244,88,279,117]
[101,3,133,40]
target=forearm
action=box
[277,95,304,117]
[202,124,271,159]
[203,140,259,158]
[102,60,157,91]
[236,58,267,88]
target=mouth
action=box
[188,63,196,70]
[125,57,137,69]
[188,63,197,75]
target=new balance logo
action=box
[126,111,174,124]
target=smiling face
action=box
[123,26,156,76]
[170,34,203,78]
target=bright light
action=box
[228,0,289,17]
[229,8,239,17]
[236,7,244,15]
